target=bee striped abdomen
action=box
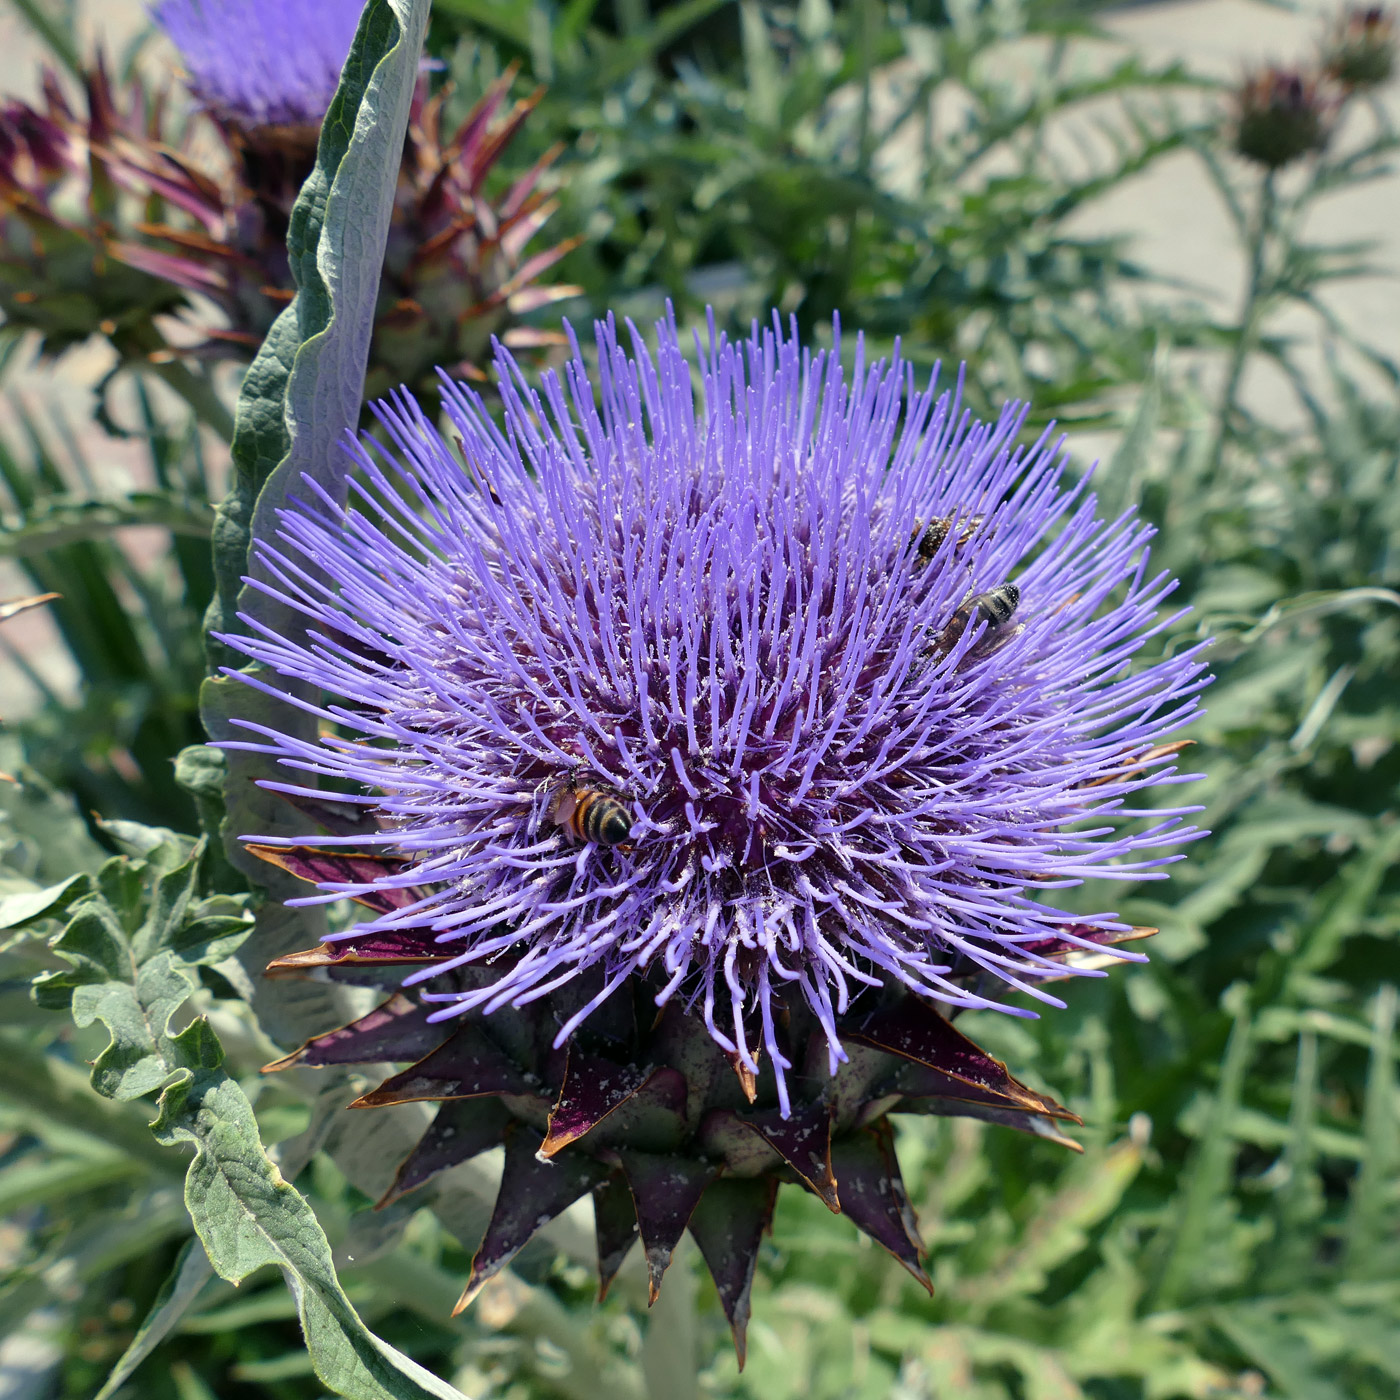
[974,582,1019,627]
[554,785,632,846]
[930,581,1022,660]
[578,791,632,845]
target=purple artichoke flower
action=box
[151,0,364,130]
[222,312,1207,1117]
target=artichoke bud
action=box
[1323,5,1397,90]
[0,62,190,357]
[364,74,580,402]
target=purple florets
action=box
[222,312,1208,1112]
[152,0,364,129]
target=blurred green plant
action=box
[429,0,1208,419]
[0,386,213,830]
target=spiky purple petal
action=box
[377,1097,511,1208]
[617,1151,717,1303]
[829,1125,931,1291]
[455,1126,608,1311]
[687,1177,777,1365]
[221,310,1208,1112]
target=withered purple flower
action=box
[222,313,1207,1115]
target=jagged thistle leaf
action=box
[151,1024,468,1400]
[33,837,253,1096]
[203,0,426,656]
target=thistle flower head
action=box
[1233,65,1333,169]
[1323,5,1396,90]
[0,61,192,356]
[224,313,1207,1113]
[151,0,363,130]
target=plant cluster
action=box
[1,3,1398,1400]
[1229,5,1397,172]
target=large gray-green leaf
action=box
[198,0,429,1054]
[199,675,356,1048]
[0,872,89,930]
[203,0,426,664]
[152,1029,469,1400]
[199,0,429,1053]
[191,10,453,1313]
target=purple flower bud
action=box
[221,312,1209,1113]
[1324,5,1397,90]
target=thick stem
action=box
[1210,169,1277,473]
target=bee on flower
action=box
[228,312,1208,1349]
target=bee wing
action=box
[529,777,567,836]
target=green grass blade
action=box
[1150,999,1253,1310]
[93,1237,216,1400]
[1342,985,1399,1281]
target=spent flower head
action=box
[1323,5,1397,90]
[1233,65,1333,169]
[223,313,1207,1112]
[151,0,364,131]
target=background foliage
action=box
[2,1,1398,1398]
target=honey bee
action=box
[551,781,633,847]
[930,582,1022,661]
[911,512,986,567]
